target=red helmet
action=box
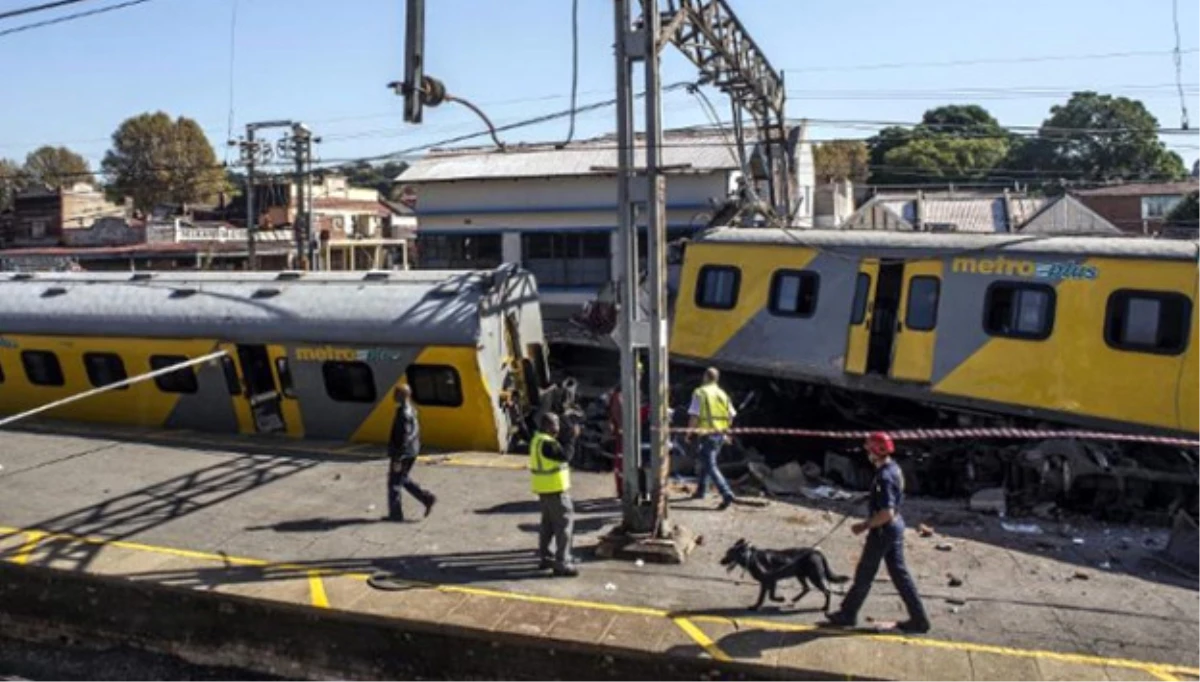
[866,431,894,455]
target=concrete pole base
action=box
[594,519,698,565]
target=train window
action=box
[84,353,129,390]
[149,355,199,394]
[984,283,1056,340]
[22,351,64,387]
[274,357,296,398]
[905,276,940,331]
[407,364,464,408]
[221,356,242,395]
[1105,290,1192,355]
[322,361,377,403]
[850,273,871,325]
[695,265,740,310]
[769,270,819,318]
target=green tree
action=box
[101,111,227,210]
[1014,92,1186,183]
[333,160,410,195]
[814,140,869,183]
[1164,191,1198,229]
[868,105,1013,185]
[0,158,24,211]
[23,145,93,189]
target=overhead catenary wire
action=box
[0,0,160,39]
[781,47,1200,73]
[1172,0,1191,129]
[0,0,97,22]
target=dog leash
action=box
[811,509,854,549]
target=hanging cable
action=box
[1172,0,1191,129]
[556,0,581,148]
[222,0,239,165]
[0,0,159,38]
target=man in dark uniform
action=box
[386,385,436,521]
[824,432,931,633]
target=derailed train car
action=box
[0,266,548,452]
[672,229,1198,438]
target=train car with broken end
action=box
[0,266,549,452]
[672,229,1199,438]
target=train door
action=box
[865,262,906,375]
[236,344,287,434]
[844,260,878,375]
[889,260,943,383]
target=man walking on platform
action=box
[386,385,436,521]
[529,412,578,577]
[687,367,736,511]
[824,432,931,633]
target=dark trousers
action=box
[695,435,734,502]
[388,456,433,519]
[538,492,575,567]
[838,521,929,624]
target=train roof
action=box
[695,228,1200,261]
[0,266,535,347]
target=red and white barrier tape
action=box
[668,426,1199,449]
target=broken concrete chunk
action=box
[969,487,1006,516]
[917,524,934,538]
[935,543,954,552]
[947,573,964,587]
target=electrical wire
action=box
[556,0,580,148]
[0,0,160,39]
[1172,0,1191,129]
[0,0,96,21]
[222,0,239,165]
[781,47,1200,73]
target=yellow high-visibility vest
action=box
[529,431,570,494]
[694,383,733,432]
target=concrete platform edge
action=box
[0,561,818,681]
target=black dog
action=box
[719,538,849,612]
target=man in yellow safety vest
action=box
[529,412,578,577]
[687,367,736,511]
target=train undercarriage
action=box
[547,342,1199,528]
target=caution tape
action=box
[667,426,1200,448]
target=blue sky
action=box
[0,0,1197,175]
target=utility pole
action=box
[230,119,295,270]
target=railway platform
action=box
[0,421,1196,681]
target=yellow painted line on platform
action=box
[11,531,45,565]
[672,616,732,662]
[2,523,1196,679]
[690,615,1200,678]
[1146,667,1179,682]
[308,571,330,609]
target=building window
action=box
[30,220,47,239]
[905,276,940,331]
[22,350,64,387]
[769,270,819,317]
[322,361,377,403]
[984,283,1055,340]
[1105,290,1191,355]
[275,357,296,398]
[83,352,129,390]
[417,234,502,269]
[1142,195,1185,220]
[521,232,610,287]
[407,364,464,407]
[850,273,871,325]
[150,355,199,394]
[695,265,740,310]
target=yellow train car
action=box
[672,229,1199,437]
[0,266,549,452]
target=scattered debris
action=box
[604,583,617,591]
[1031,501,1058,520]
[969,487,1006,516]
[917,524,934,538]
[1073,571,1090,580]
[947,574,964,588]
[1165,510,1200,571]
[1000,521,1043,535]
[634,559,644,568]
[1098,561,1112,570]
[935,543,954,552]
[950,607,960,614]
[800,485,855,502]
[946,597,967,606]
[333,473,342,481]
[823,451,871,490]
[1071,538,1085,546]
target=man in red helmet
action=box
[824,432,931,633]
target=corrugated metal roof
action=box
[697,227,1200,260]
[1019,195,1122,235]
[919,198,1007,233]
[0,268,532,346]
[397,133,742,183]
[1008,197,1052,227]
[1072,181,1199,197]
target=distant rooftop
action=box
[395,127,760,184]
[1071,180,1199,197]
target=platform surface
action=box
[0,421,1196,681]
